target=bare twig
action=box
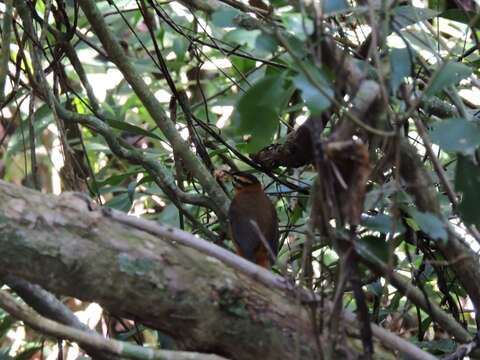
[2,276,114,360]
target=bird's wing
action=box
[269,207,279,256]
[229,216,260,262]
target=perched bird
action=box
[228,172,279,268]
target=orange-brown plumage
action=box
[228,172,278,268]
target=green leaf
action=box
[223,29,261,49]
[406,209,448,242]
[105,118,162,141]
[323,0,349,14]
[157,203,180,227]
[293,65,333,115]
[96,171,141,187]
[233,75,289,152]
[172,37,188,60]
[362,214,406,234]
[127,180,137,203]
[392,6,439,29]
[231,56,256,73]
[281,34,309,59]
[455,155,480,227]
[426,62,472,97]
[281,13,313,40]
[389,47,413,93]
[440,9,480,29]
[254,33,278,56]
[212,8,240,28]
[6,104,53,158]
[356,235,390,264]
[105,192,133,212]
[363,182,398,210]
[367,279,383,297]
[430,118,480,154]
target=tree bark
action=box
[0,180,322,359]
[2,181,443,359]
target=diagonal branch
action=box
[77,0,230,222]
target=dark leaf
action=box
[356,235,390,264]
[455,155,480,226]
[440,9,480,28]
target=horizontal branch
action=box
[0,290,225,360]
[0,180,434,359]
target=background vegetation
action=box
[0,0,479,358]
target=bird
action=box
[227,172,279,268]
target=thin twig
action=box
[0,290,227,360]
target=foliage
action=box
[0,0,479,358]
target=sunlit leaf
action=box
[14,346,43,360]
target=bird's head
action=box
[229,172,262,192]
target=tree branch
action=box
[2,275,114,360]
[76,0,230,223]
[0,290,226,360]
[0,180,434,360]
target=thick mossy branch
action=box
[0,181,418,359]
[0,180,318,359]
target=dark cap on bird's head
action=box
[228,171,261,190]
